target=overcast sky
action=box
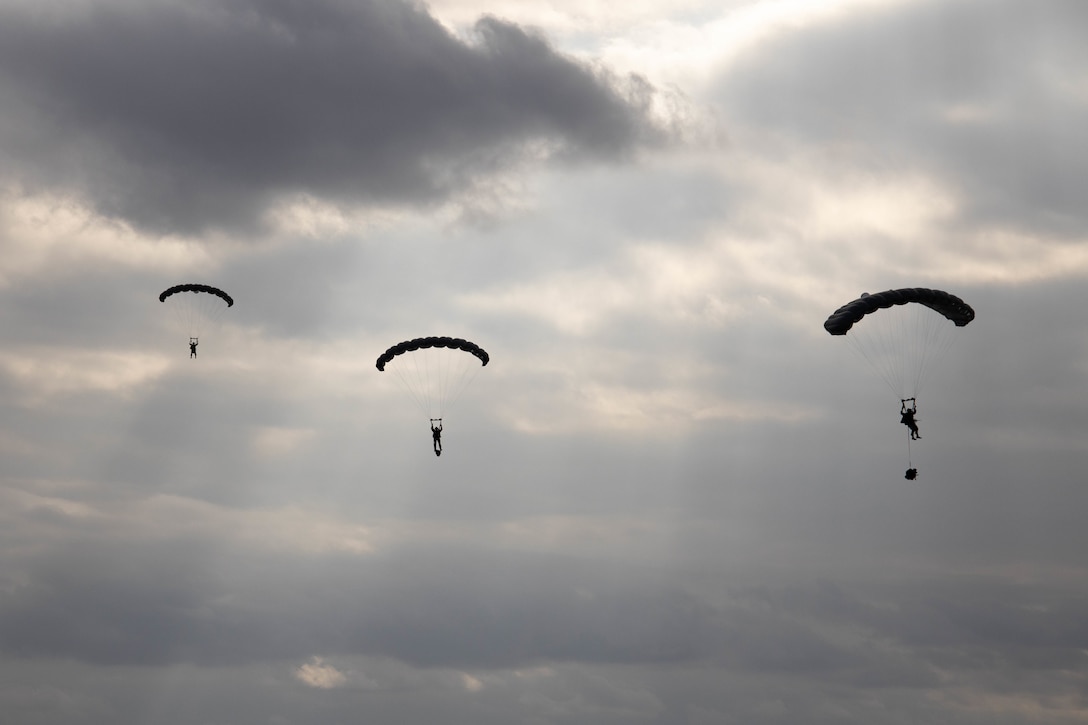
[2,0,1088,723]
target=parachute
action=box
[376,336,488,421]
[823,288,974,400]
[825,287,974,474]
[159,284,233,352]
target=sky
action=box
[1,0,1087,722]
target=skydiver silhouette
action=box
[900,398,919,440]
[430,419,442,457]
[904,468,918,480]
[190,338,198,358]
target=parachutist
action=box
[375,338,487,451]
[904,468,918,480]
[160,285,233,358]
[430,419,443,456]
[900,398,919,440]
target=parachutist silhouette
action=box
[900,398,919,440]
[430,419,442,456]
[905,468,918,480]
[160,286,232,358]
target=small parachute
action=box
[159,284,233,352]
[376,336,488,421]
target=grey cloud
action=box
[0,522,890,675]
[8,526,1086,707]
[716,0,1088,237]
[0,266,156,349]
[734,577,1088,680]
[3,3,1088,721]
[0,0,667,235]
[0,541,716,667]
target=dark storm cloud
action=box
[0,0,667,235]
[716,0,1088,237]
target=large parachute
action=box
[825,287,974,475]
[376,336,489,422]
[824,287,974,399]
[159,283,233,352]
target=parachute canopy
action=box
[376,336,488,371]
[824,288,974,336]
[824,287,974,399]
[376,336,489,420]
[159,283,234,307]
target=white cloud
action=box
[249,426,318,458]
[0,491,379,556]
[460,672,485,692]
[0,348,171,403]
[0,189,214,287]
[295,657,348,689]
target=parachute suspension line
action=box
[843,304,964,401]
[383,344,485,420]
[443,355,482,412]
[408,343,478,420]
[389,358,429,416]
[429,345,446,419]
[916,309,961,398]
[423,345,438,416]
[845,326,902,399]
[390,348,434,417]
[164,288,231,342]
[168,293,196,339]
[431,345,452,419]
[433,344,448,418]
